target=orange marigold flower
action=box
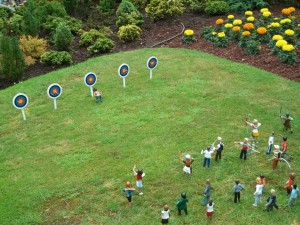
[232,26,240,32]
[282,8,291,15]
[256,27,267,35]
[216,19,224,25]
[242,31,251,36]
[244,23,255,30]
[288,7,295,13]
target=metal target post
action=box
[147,56,158,79]
[118,64,130,88]
[12,93,29,121]
[47,83,62,110]
[84,72,97,96]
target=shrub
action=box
[117,24,141,42]
[43,16,83,34]
[187,0,205,14]
[204,1,229,15]
[40,51,72,65]
[79,29,105,46]
[130,0,150,9]
[54,23,74,51]
[245,40,261,55]
[116,0,143,27]
[99,0,115,13]
[0,35,26,82]
[87,37,115,54]
[145,0,185,21]
[0,8,11,20]
[35,2,67,24]
[22,0,40,36]
[5,14,23,36]
[63,0,78,14]
[226,0,268,13]
[19,35,47,66]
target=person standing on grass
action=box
[287,184,300,207]
[201,146,215,168]
[266,132,275,155]
[93,88,102,103]
[266,189,279,211]
[161,205,170,224]
[215,136,224,162]
[235,138,250,160]
[183,154,194,175]
[284,173,295,196]
[253,177,263,207]
[133,165,145,195]
[206,199,214,220]
[245,119,261,145]
[233,180,244,203]
[176,192,189,215]
[260,175,266,193]
[122,181,135,207]
[202,179,214,206]
[280,113,293,134]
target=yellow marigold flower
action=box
[280,18,291,24]
[216,19,224,25]
[212,32,217,35]
[232,26,240,32]
[245,11,253,16]
[260,8,269,13]
[271,22,280,28]
[233,19,242,25]
[285,29,295,36]
[244,23,255,30]
[288,7,295,13]
[274,17,279,20]
[247,16,255,22]
[282,8,291,15]
[224,23,233,28]
[218,32,225,38]
[282,44,295,51]
[227,15,234,19]
[184,29,194,36]
[263,11,272,17]
[267,25,272,28]
[298,24,300,27]
[242,31,251,36]
[272,35,283,41]
[275,39,287,47]
[257,27,267,35]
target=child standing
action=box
[93,88,102,103]
[272,145,282,170]
[122,181,135,207]
[266,132,274,155]
[260,175,266,193]
[183,154,194,175]
[215,137,224,161]
[284,173,295,195]
[202,179,214,206]
[206,199,214,220]
[280,113,293,133]
[281,136,288,156]
[253,177,263,207]
[161,205,170,224]
[235,138,250,160]
[266,189,279,211]
[233,180,244,203]
[287,184,300,207]
[133,165,145,195]
[201,146,215,168]
[176,192,189,215]
[245,119,261,145]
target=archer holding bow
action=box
[280,112,294,134]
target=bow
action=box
[245,114,251,133]
[279,106,284,124]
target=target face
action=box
[12,93,29,109]
[118,64,130,78]
[47,83,62,99]
[147,56,158,70]
[84,72,97,86]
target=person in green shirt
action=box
[176,192,189,215]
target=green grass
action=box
[0,48,300,225]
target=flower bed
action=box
[201,7,300,64]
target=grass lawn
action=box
[0,48,299,225]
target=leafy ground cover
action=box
[0,48,300,224]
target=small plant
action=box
[213,32,228,47]
[43,16,83,35]
[116,0,143,27]
[117,24,141,42]
[245,40,261,55]
[130,0,150,9]
[182,29,196,44]
[40,51,72,65]
[35,1,67,24]
[238,31,252,48]
[79,29,105,46]
[200,26,215,42]
[204,1,229,16]
[87,37,115,54]
[54,23,74,51]
[277,44,297,64]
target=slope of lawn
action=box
[0,48,299,225]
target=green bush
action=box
[40,50,72,65]
[63,0,78,14]
[145,0,185,21]
[0,35,26,82]
[54,23,74,51]
[79,29,105,46]
[5,14,24,36]
[22,0,40,36]
[0,8,11,20]
[117,24,141,42]
[130,0,150,9]
[188,0,205,14]
[116,0,143,27]
[35,2,67,24]
[204,1,229,15]
[245,40,261,55]
[43,16,83,34]
[99,0,115,13]
[226,0,269,12]
[87,37,115,54]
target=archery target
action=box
[47,83,62,99]
[118,64,130,77]
[84,72,97,86]
[12,93,29,109]
[147,56,158,70]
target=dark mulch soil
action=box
[1,4,299,90]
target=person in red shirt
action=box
[284,173,295,195]
[133,165,145,195]
[281,136,288,156]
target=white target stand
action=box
[147,56,158,79]
[47,83,62,110]
[12,93,29,121]
[118,64,130,87]
[84,72,97,96]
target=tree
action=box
[54,23,74,51]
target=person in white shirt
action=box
[206,199,214,220]
[201,146,215,168]
[253,177,264,207]
[266,132,275,155]
[161,205,170,224]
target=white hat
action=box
[185,154,191,159]
[217,136,222,141]
[274,145,280,149]
[244,138,249,141]
[253,119,258,123]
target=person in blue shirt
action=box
[287,184,300,207]
[122,181,135,207]
[233,180,244,203]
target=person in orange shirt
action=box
[259,175,266,193]
[284,173,295,195]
